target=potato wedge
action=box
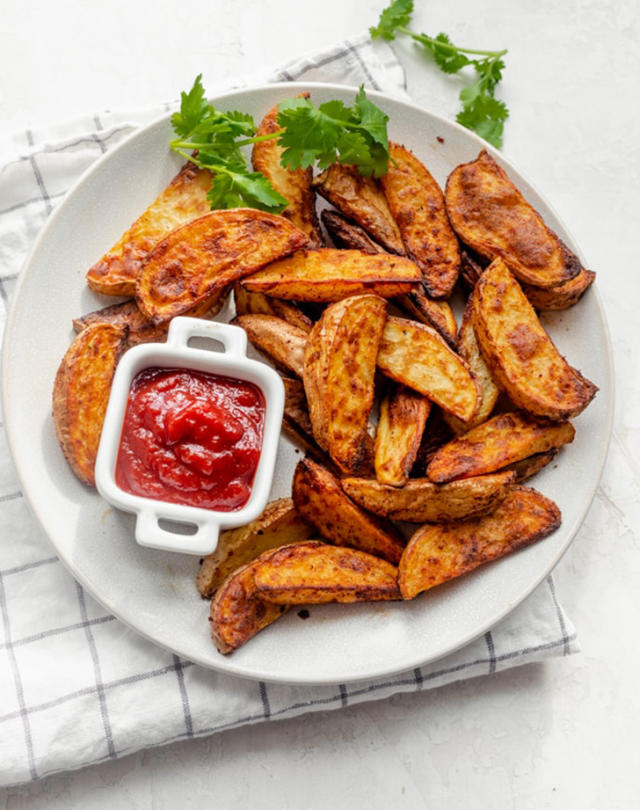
[426,411,575,483]
[232,314,307,378]
[381,143,460,298]
[302,299,349,451]
[471,258,597,420]
[522,269,596,311]
[252,97,323,247]
[292,457,406,564]
[281,378,335,467]
[376,316,480,422]
[312,163,405,254]
[254,541,401,604]
[197,497,315,598]
[444,297,499,434]
[52,322,128,486]
[445,151,582,288]
[325,295,387,473]
[459,248,485,289]
[209,550,290,654]
[233,283,312,333]
[374,386,430,487]
[341,471,515,523]
[242,248,421,302]
[394,285,458,349]
[86,163,213,296]
[398,486,561,599]
[73,289,228,347]
[136,209,308,323]
[504,449,558,482]
[321,210,385,255]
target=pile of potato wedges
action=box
[52,95,597,654]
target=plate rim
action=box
[1,81,615,684]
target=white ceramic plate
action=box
[2,83,613,684]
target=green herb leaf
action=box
[370,2,509,147]
[369,0,414,41]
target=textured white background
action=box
[1,0,639,807]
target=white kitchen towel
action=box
[0,33,578,788]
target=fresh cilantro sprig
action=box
[370,0,509,148]
[170,76,391,212]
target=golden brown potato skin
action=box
[241,248,421,302]
[253,541,401,604]
[252,98,323,247]
[394,286,458,350]
[471,258,597,420]
[86,163,213,296]
[321,210,385,255]
[381,143,460,299]
[72,290,227,348]
[52,322,128,486]
[312,163,405,254]
[522,269,596,311]
[233,284,312,333]
[197,498,315,598]
[136,209,308,323]
[292,457,406,564]
[341,471,515,523]
[209,550,290,654]
[445,151,582,288]
[325,295,387,473]
[232,314,308,378]
[398,486,561,599]
[426,411,575,483]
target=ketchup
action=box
[115,368,265,511]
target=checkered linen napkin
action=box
[0,34,579,787]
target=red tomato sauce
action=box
[115,368,265,511]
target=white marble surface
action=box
[1,0,639,807]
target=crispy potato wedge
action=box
[522,269,596,311]
[426,411,575,483]
[292,457,406,564]
[197,497,315,598]
[281,377,335,467]
[253,541,401,604]
[445,151,582,288]
[374,386,430,487]
[312,163,405,254]
[302,299,349,451]
[242,248,421,302]
[381,143,460,298]
[86,163,213,296]
[52,323,128,486]
[136,209,308,323]
[232,314,307,378]
[471,258,597,420]
[73,289,228,347]
[411,407,455,474]
[233,283,312,333]
[444,297,499,434]
[209,549,290,654]
[252,98,323,247]
[398,486,561,599]
[325,295,387,473]
[459,248,485,289]
[341,471,515,523]
[376,316,480,422]
[504,448,558,482]
[321,210,385,255]
[394,285,458,349]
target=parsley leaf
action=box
[370,0,509,148]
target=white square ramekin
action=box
[95,317,284,556]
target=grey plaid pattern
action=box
[0,34,578,787]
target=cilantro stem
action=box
[397,26,507,59]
